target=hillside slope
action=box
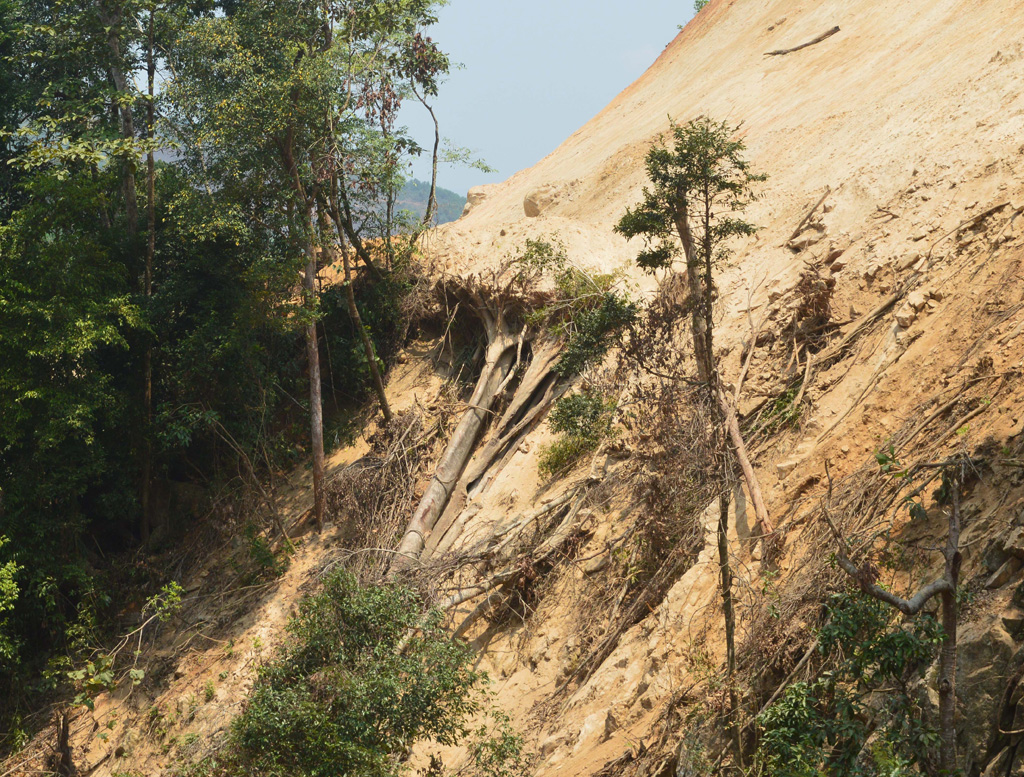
[421,0,1024,774]
[9,1,1024,775]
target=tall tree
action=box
[617,116,767,764]
[166,0,448,529]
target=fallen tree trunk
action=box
[765,26,840,56]
[423,341,566,559]
[719,391,775,539]
[391,322,518,572]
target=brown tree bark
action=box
[718,489,744,768]
[98,3,139,235]
[938,468,962,776]
[303,227,326,532]
[141,4,156,543]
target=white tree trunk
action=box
[391,329,517,570]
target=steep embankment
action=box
[10,1,1024,775]
[418,0,1024,774]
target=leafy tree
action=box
[758,590,943,776]
[616,116,766,765]
[210,569,485,777]
[166,0,449,528]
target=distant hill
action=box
[396,179,466,226]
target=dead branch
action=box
[766,26,840,56]
[787,187,831,243]
[926,201,1012,260]
[720,391,775,539]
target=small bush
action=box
[513,238,636,376]
[538,391,616,476]
[205,569,486,777]
[756,590,943,776]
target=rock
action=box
[461,185,492,217]
[539,730,570,758]
[987,557,1023,589]
[776,458,801,477]
[912,230,928,241]
[895,302,917,328]
[1002,614,1024,641]
[863,261,884,280]
[957,616,1018,764]
[584,555,609,575]
[1004,525,1024,560]
[604,712,620,739]
[899,251,923,270]
[523,182,563,217]
[907,290,929,312]
[788,226,826,251]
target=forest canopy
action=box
[0,0,451,728]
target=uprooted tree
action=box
[616,115,769,764]
[390,240,635,575]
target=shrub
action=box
[214,569,485,777]
[538,391,616,476]
[756,590,943,776]
[513,238,636,376]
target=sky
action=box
[401,1,693,196]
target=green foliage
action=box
[762,385,803,434]
[67,655,116,711]
[694,0,709,11]
[467,709,529,777]
[146,582,185,624]
[200,568,485,777]
[0,539,20,662]
[757,590,943,776]
[538,390,616,476]
[0,0,446,726]
[616,115,764,276]
[513,238,636,376]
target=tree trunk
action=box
[413,85,440,227]
[98,4,139,235]
[324,209,393,424]
[938,468,963,775]
[391,325,517,570]
[719,393,775,538]
[141,5,156,543]
[302,229,326,532]
[718,488,744,769]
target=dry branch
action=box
[766,26,840,56]
[786,187,831,243]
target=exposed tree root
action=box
[423,339,566,559]
[390,269,555,574]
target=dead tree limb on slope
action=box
[765,26,840,56]
[822,458,966,775]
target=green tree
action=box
[616,116,767,765]
[758,591,943,776]
[166,0,449,528]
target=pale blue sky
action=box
[403,2,693,196]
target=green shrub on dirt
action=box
[756,589,943,777]
[192,569,491,777]
[538,390,617,476]
[513,238,636,376]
